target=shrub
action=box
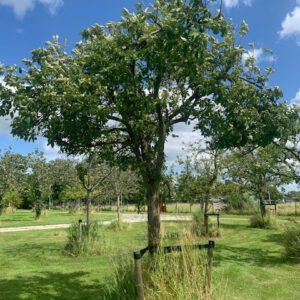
[105,239,209,300]
[34,200,44,220]
[191,212,222,238]
[0,191,21,215]
[282,224,300,262]
[249,214,277,229]
[64,221,104,256]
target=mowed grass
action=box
[0,209,115,228]
[0,218,299,300]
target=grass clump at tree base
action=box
[64,221,105,256]
[105,238,209,300]
[191,212,222,238]
[250,214,277,229]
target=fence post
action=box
[217,214,220,229]
[78,219,82,243]
[206,240,215,294]
[204,214,209,235]
[134,251,145,300]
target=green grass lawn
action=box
[0,218,299,300]
[0,209,115,228]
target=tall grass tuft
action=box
[249,214,277,229]
[106,220,130,232]
[282,224,300,262]
[64,221,104,256]
[105,237,210,300]
[191,212,222,238]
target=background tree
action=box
[225,145,295,217]
[0,149,27,213]
[0,0,294,249]
[48,158,78,207]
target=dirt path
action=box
[0,214,192,233]
[0,214,297,233]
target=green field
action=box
[0,216,299,300]
[0,210,115,228]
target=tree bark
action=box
[260,200,266,218]
[146,183,160,252]
[117,194,121,226]
[86,189,92,226]
[204,196,209,235]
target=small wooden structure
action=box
[205,213,220,228]
[262,200,277,215]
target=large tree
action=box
[0,0,294,249]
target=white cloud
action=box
[279,3,300,40]
[0,117,12,136]
[42,141,66,161]
[0,0,63,19]
[223,0,252,8]
[290,89,300,105]
[165,123,202,166]
[0,77,12,136]
[242,48,275,64]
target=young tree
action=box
[189,141,226,233]
[176,156,198,213]
[107,167,140,226]
[27,150,52,214]
[0,0,293,249]
[76,153,112,226]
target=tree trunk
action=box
[200,198,204,212]
[146,184,160,252]
[204,195,209,235]
[86,189,92,226]
[260,200,266,218]
[117,194,121,226]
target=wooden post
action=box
[204,214,209,235]
[217,214,220,229]
[134,251,145,300]
[78,219,83,243]
[206,240,215,294]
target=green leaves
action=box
[239,21,249,37]
[0,0,295,182]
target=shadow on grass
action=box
[221,223,249,230]
[262,232,284,245]
[214,243,287,268]
[0,271,118,300]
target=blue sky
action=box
[0,0,300,163]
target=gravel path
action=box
[0,214,192,233]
